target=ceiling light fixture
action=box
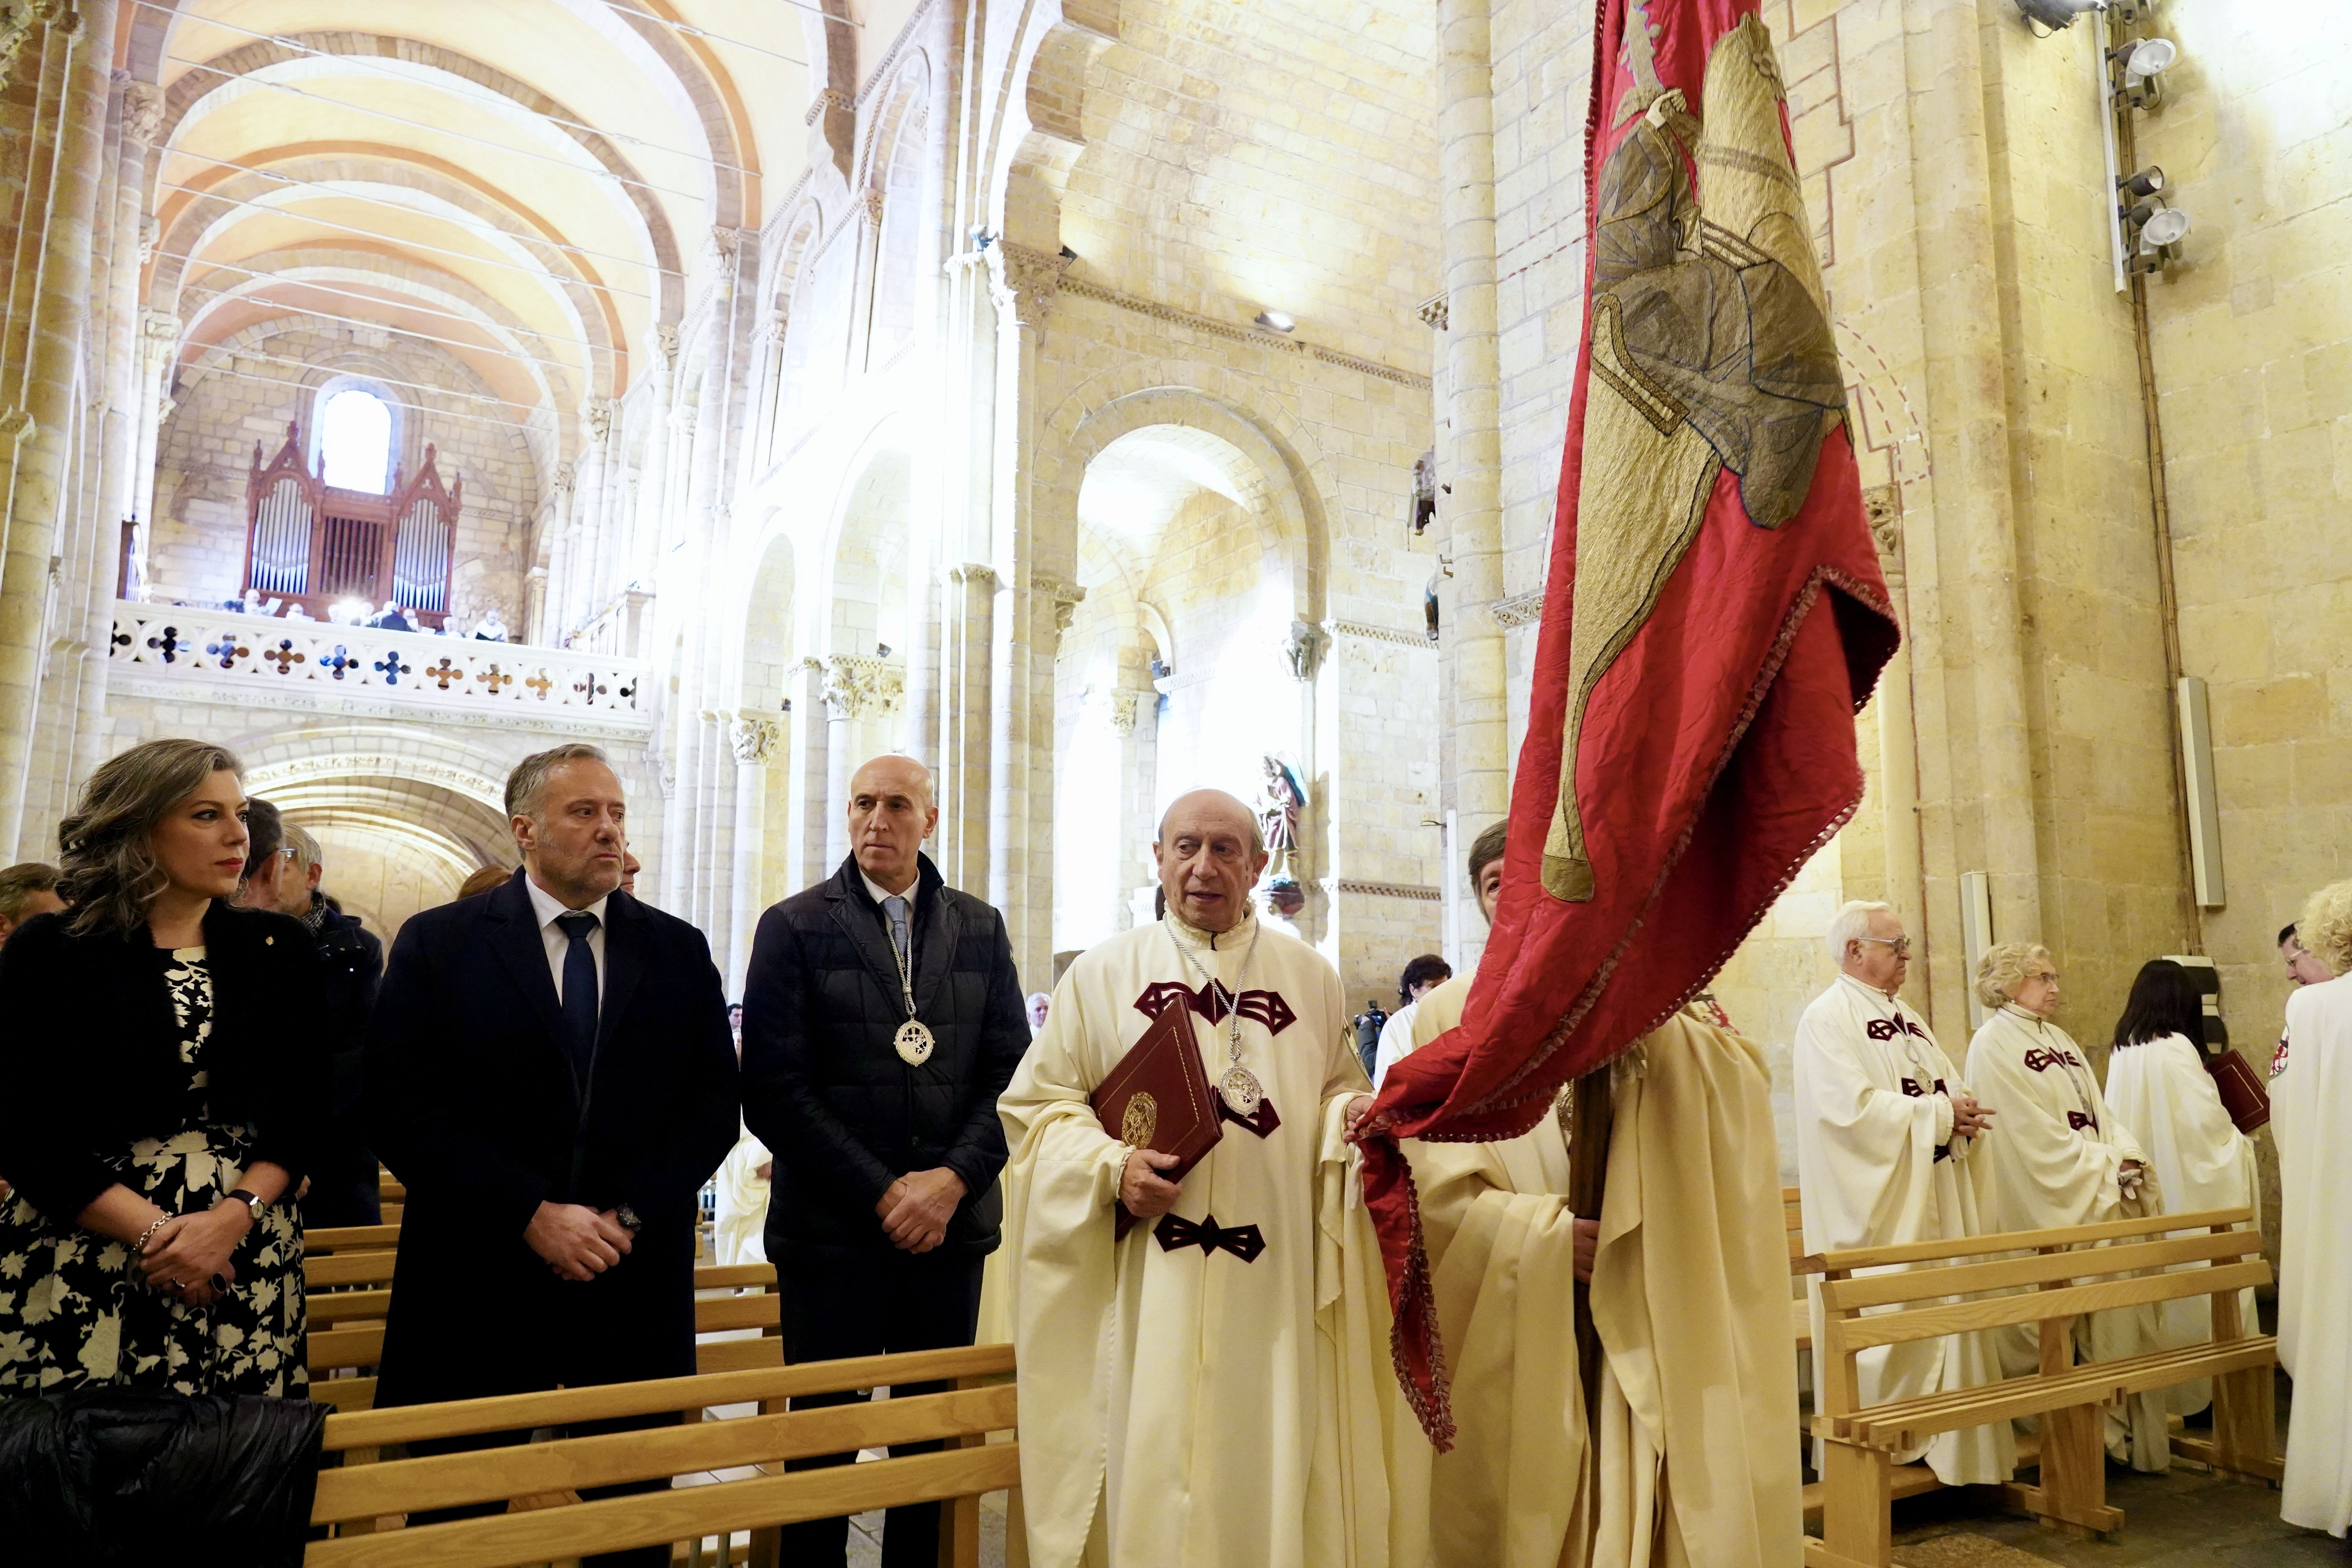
[1254,310,1296,334]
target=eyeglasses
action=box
[1858,936,1911,956]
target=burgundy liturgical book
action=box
[2203,1047,2272,1134]
[1093,995,1223,1239]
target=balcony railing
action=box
[107,600,650,732]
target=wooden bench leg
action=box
[1806,1439,1891,1568]
[2004,1407,2122,1538]
[2210,1365,2284,1485]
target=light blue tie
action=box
[883,894,911,974]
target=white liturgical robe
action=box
[1792,975,2012,1485]
[1385,976,1800,1568]
[2277,972,2352,1536]
[711,1124,771,1267]
[995,912,1392,1568]
[1965,1004,2168,1468]
[2102,1030,2260,1415]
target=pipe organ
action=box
[240,420,463,626]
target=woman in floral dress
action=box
[0,738,325,1396]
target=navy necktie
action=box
[555,910,600,1085]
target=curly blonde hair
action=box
[1975,941,2055,1009]
[2298,880,2352,980]
[56,738,242,939]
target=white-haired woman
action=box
[0,738,325,1396]
[2276,879,2352,1535]
[1964,941,2169,1468]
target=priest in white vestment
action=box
[712,1124,772,1267]
[1793,901,2013,1486]
[2278,880,2352,1536]
[2103,957,2260,1417]
[996,790,1392,1568]
[1384,821,1799,1568]
[1965,942,2169,1470]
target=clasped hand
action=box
[877,1168,967,1253]
[140,1202,251,1308]
[526,1201,635,1281]
[1949,1091,1995,1141]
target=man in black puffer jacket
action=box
[742,753,1029,1568]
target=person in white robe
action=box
[2102,957,2260,1417]
[2278,880,2352,1537]
[1370,954,1452,1090]
[995,789,1392,1568]
[1793,901,2013,1486]
[1383,820,1799,1568]
[1965,942,2169,1470]
[712,1124,772,1267]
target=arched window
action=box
[318,387,394,492]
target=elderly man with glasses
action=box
[1790,900,2013,1486]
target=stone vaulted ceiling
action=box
[126,0,829,448]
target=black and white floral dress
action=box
[0,946,307,1396]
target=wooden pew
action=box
[305,1344,1018,1568]
[303,1248,785,1411]
[1805,1205,2278,1568]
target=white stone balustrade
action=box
[107,600,651,736]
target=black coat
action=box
[362,871,738,1406]
[742,853,1030,1261]
[298,900,383,1230]
[0,903,326,1223]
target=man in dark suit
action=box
[742,753,1030,1568]
[366,742,737,1565]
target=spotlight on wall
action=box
[2116,165,2165,200]
[1254,310,1296,334]
[2123,200,2192,274]
[2111,35,2177,109]
[875,642,892,659]
[2014,0,2091,33]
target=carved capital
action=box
[121,79,163,145]
[1037,576,1087,635]
[820,654,906,719]
[0,407,35,443]
[137,212,160,265]
[1108,689,1142,736]
[987,241,1071,328]
[729,711,779,764]
[1864,486,1903,570]
[948,561,998,588]
[1281,617,1328,681]
[646,322,680,372]
[760,307,789,348]
[1490,589,1545,630]
[581,398,614,446]
[668,404,698,439]
[858,188,886,227]
[1417,292,1449,331]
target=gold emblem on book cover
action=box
[1121,1091,1159,1147]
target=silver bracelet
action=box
[132,1214,171,1256]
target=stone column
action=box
[626,325,677,588]
[127,309,177,572]
[821,657,862,869]
[573,398,613,632]
[726,711,778,989]
[937,562,995,891]
[1868,492,1930,1014]
[543,465,577,640]
[0,0,117,855]
[1433,0,1508,909]
[786,655,831,888]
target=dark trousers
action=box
[774,1248,986,1568]
[403,1410,679,1566]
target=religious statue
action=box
[1258,755,1307,879]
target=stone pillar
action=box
[1868,493,1930,1016]
[543,466,577,641]
[127,309,177,573]
[937,562,996,891]
[628,325,678,590]
[0,0,117,855]
[573,399,613,632]
[726,711,778,989]
[523,564,548,645]
[1433,0,1508,927]
[822,659,858,870]
[786,656,831,888]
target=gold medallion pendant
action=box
[1218,1066,1264,1118]
[895,1018,936,1066]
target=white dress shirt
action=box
[525,874,608,1006]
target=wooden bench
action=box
[304,1249,784,1412]
[305,1344,1018,1568]
[1806,1204,2278,1568]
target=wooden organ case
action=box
[241,421,462,627]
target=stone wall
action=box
[149,324,540,631]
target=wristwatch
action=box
[614,1203,644,1235]
[223,1189,264,1212]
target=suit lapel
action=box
[597,892,648,1053]
[486,875,575,1089]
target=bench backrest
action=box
[305,1344,1018,1567]
[1811,1205,2268,1419]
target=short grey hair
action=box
[505,743,611,819]
[1976,941,2055,1009]
[283,823,321,873]
[1826,900,1894,961]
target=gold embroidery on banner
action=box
[1543,13,1849,903]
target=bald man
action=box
[996,789,1392,1567]
[741,754,1030,1568]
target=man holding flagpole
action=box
[1361,0,1902,1559]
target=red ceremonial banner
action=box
[1361,0,1902,1447]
